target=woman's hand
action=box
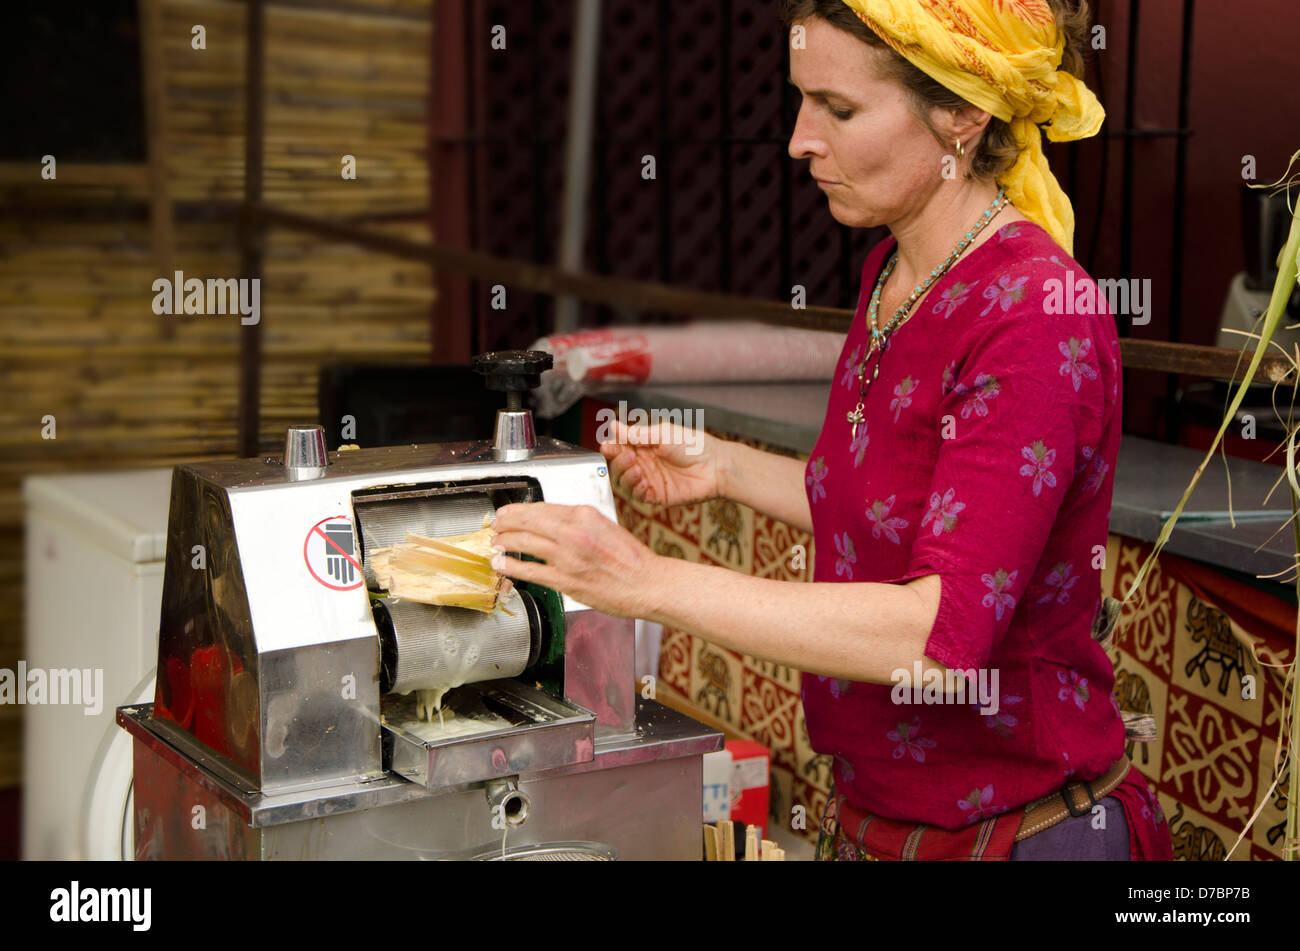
[489,502,666,620]
[599,418,726,507]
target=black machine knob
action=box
[471,350,554,411]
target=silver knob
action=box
[284,425,329,481]
[493,409,536,461]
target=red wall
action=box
[1083,0,1300,438]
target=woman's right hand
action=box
[598,419,726,507]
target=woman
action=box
[489,0,1173,861]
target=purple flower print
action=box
[921,487,965,537]
[954,373,1000,419]
[834,754,855,785]
[817,674,852,698]
[1075,444,1095,476]
[1020,440,1057,497]
[980,695,1022,738]
[890,375,918,423]
[867,495,910,545]
[1137,785,1165,827]
[932,280,977,318]
[980,274,1028,315]
[981,568,1018,620]
[1037,561,1078,605]
[887,717,937,763]
[997,223,1022,240]
[957,784,1002,820]
[1083,453,1109,494]
[840,344,863,390]
[850,423,870,467]
[941,361,958,396]
[834,531,857,579]
[806,456,829,503]
[1057,669,1090,710]
[1059,337,1099,392]
[1061,752,1075,779]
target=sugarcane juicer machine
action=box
[118,351,721,860]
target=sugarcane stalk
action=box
[1121,153,1300,607]
[393,546,495,587]
[405,532,493,565]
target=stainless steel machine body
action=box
[119,388,721,859]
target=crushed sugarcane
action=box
[367,524,505,613]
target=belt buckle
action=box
[1061,779,1097,819]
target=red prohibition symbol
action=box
[304,515,364,591]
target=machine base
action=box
[121,698,721,861]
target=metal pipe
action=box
[485,777,532,828]
[555,0,604,334]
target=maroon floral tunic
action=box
[802,220,1127,830]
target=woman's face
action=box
[788,17,947,229]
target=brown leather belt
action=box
[1015,756,1132,842]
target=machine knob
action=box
[471,350,552,458]
[471,350,554,412]
[283,424,329,481]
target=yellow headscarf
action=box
[839,0,1105,254]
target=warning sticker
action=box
[304,516,364,591]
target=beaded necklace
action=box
[846,187,1007,442]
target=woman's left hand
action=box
[489,502,665,620]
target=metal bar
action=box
[720,0,733,294]
[1083,15,1110,274]
[594,25,611,329]
[529,0,547,347]
[470,0,488,355]
[430,0,474,364]
[1166,0,1197,442]
[657,0,672,295]
[238,0,266,458]
[1118,0,1139,330]
[780,32,792,305]
[554,0,603,334]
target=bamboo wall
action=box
[0,0,436,788]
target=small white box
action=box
[702,748,733,824]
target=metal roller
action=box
[356,495,495,588]
[374,589,542,695]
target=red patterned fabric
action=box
[820,766,1173,860]
[802,222,1131,831]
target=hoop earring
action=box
[955,138,965,160]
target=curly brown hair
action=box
[781,0,1092,182]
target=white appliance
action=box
[22,469,170,859]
